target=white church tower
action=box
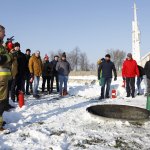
[132,2,141,63]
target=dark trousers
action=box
[147,78,150,94]
[16,75,25,98]
[25,74,32,94]
[42,76,51,92]
[137,77,143,94]
[126,77,135,97]
[101,78,112,98]
[11,79,16,101]
[7,79,12,104]
[0,101,6,116]
[51,74,59,92]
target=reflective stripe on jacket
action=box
[0,67,11,76]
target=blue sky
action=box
[0,0,150,63]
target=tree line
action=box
[49,48,126,71]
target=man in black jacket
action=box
[51,55,59,93]
[25,49,32,95]
[144,60,150,95]
[14,42,27,100]
[98,54,117,100]
[42,55,53,94]
[137,65,145,95]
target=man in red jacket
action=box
[122,53,139,98]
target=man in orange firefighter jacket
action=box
[0,25,13,131]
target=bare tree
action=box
[49,51,55,61]
[89,63,96,71]
[106,49,126,71]
[79,52,89,71]
[66,47,80,71]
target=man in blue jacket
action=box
[98,54,117,100]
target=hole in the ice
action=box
[87,105,150,121]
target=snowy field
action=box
[0,76,150,150]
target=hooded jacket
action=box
[29,54,42,76]
[122,58,139,78]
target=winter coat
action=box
[16,50,27,79]
[98,60,117,79]
[42,60,53,77]
[144,60,150,79]
[51,60,58,75]
[11,57,18,79]
[29,54,42,76]
[138,65,145,77]
[25,54,31,76]
[0,45,12,101]
[56,60,71,76]
[122,59,139,78]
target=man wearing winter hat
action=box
[122,53,139,98]
[56,52,71,96]
[98,54,117,100]
[51,55,60,93]
[13,42,27,101]
[25,49,32,95]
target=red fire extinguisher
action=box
[6,36,14,52]
[112,89,117,99]
[18,91,24,108]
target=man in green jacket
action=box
[0,25,13,131]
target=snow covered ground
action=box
[0,76,150,150]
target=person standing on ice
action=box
[144,59,150,95]
[122,53,139,98]
[0,25,14,131]
[56,52,71,96]
[29,50,42,99]
[137,65,145,95]
[98,54,117,100]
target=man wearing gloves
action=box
[98,54,117,100]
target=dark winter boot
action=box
[33,95,40,99]
[99,96,104,100]
[63,89,68,96]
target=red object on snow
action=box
[122,80,126,88]
[112,89,117,99]
[18,91,24,108]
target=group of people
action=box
[0,24,71,131]
[0,24,150,131]
[97,53,150,100]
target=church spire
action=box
[132,1,141,63]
